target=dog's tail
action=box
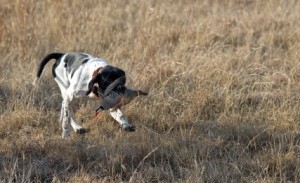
[33,53,64,85]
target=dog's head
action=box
[86,65,126,98]
[86,65,148,113]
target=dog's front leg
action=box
[69,106,85,134]
[61,99,71,138]
[109,108,135,131]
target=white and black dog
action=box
[34,52,148,138]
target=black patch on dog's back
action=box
[64,53,90,77]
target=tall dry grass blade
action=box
[129,146,160,183]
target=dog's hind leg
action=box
[55,78,72,138]
[61,99,71,138]
[59,106,63,123]
[60,93,86,137]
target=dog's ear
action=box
[100,66,126,90]
[86,78,94,96]
[86,75,101,96]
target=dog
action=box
[34,52,148,138]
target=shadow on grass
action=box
[1,119,300,182]
[0,85,11,114]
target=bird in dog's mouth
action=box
[95,76,148,114]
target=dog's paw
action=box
[76,128,89,134]
[62,129,71,139]
[122,124,135,132]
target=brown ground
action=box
[1,0,300,182]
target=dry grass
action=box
[1,0,300,182]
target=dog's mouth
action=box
[102,76,126,97]
[94,76,148,114]
[95,91,123,113]
[95,87,148,114]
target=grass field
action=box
[1,0,300,182]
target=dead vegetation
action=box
[1,0,300,182]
